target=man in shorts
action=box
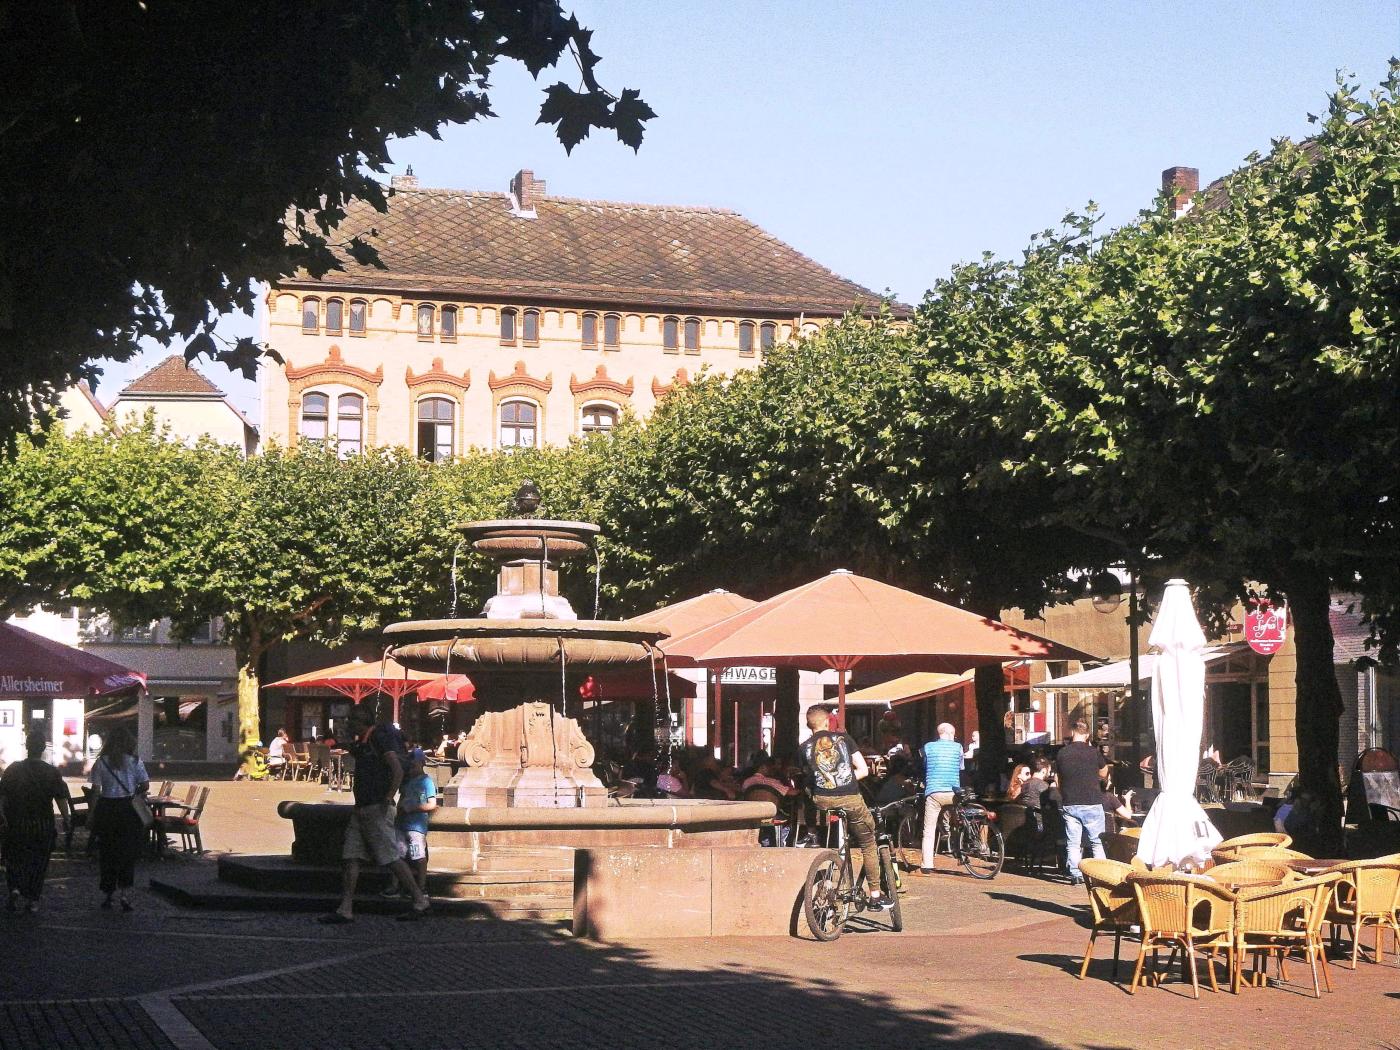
[319,705,430,923]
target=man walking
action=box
[1055,720,1110,885]
[319,704,430,923]
[918,723,964,875]
[798,706,891,908]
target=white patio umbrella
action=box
[1135,579,1223,869]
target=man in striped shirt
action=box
[918,723,964,875]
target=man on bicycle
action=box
[799,706,892,908]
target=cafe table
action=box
[1285,858,1346,877]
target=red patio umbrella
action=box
[0,622,145,699]
[668,569,1095,724]
[265,656,472,723]
[414,674,476,704]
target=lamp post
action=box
[1090,568,1142,765]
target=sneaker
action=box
[866,892,894,910]
[918,867,935,876]
[378,885,405,900]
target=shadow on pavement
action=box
[988,891,1086,921]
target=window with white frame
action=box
[417,397,455,462]
[300,392,330,441]
[499,400,538,448]
[336,393,364,456]
[581,404,618,435]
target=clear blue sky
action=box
[98,0,1400,416]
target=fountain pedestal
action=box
[448,700,607,809]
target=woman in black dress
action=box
[0,729,73,913]
[88,726,150,911]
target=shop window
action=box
[336,393,363,457]
[499,400,537,448]
[417,397,455,462]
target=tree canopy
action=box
[0,0,652,437]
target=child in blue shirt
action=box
[395,748,437,895]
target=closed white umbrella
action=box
[1135,579,1223,869]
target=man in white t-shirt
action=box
[267,728,290,774]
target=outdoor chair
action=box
[1100,831,1139,865]
[1321,859,1400,968]
[1234,873,1341,997]
[1212,845,1308,866]
[1127,872,1237,998]
[157,780,173,798]
[157,787,210,854]
[1221,757,1257,802]
[1077,859,1139,982]
[65,787,92,852]
[1195,761,1224,805]
[283,745,309,781]
[1218,832,1292,851]
[1119,827,1141,839]
[1206,860,1291,890]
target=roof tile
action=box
[119,355,224,397]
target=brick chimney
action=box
[390,165,420,190]
[1161,166,1199,218]
[509,169,547,214]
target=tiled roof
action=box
[118,355,224,398]
[1330,597,1380,664]
[286,186,906,316]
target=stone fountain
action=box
[382,480,670,808]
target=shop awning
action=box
[844,671,974,708]
[1032,643,1246,691]
[0,622,146,699]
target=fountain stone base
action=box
[446,700,608,809]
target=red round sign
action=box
[1245,603,1288,655]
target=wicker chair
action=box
[1206,860,1290,890]
[1127,873,1237,997]
[1218,832,1292,851]
[1212,845,1309,866]
[1078,859,1139,981]
[1321,860,1400,968]
[1119,827,1142,840]
[1233,873,1340,997]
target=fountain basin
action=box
[384,618,668,672]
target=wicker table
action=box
[1285,858,1345,877]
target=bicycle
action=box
[894,787,1005,880]
[800,804,903,941]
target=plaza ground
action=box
[0,782,1396,1050]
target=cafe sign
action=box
[719,666,776,686]
[1245,601,1288,656]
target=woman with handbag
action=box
[88,726,151,911]
[0,729,73,913]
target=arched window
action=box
[301,298,320,333]
[523,308,540,345]
[336,393,364,457]
[684,317,701,352]
[738,320,755,356]
[416,304,435,339]
[325,298,344,334]
[300,391,329,441]
[581,312,598,349]
[417,397,454,462]
[760,321,777,352]
[603,313,620,348]
[440,305,457,341]
[499,400,537,449]
[348,299,367,335]
[501,308,518,345]
[663,316,679,353]
[581,404,618,435]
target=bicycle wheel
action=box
[955,819,1005,880]
[802,852,851,941]
[878,846,904,932]
[895,808,920,870]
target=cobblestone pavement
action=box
[2,782,1397,1049]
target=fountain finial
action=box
[513,480,542,517]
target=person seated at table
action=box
[435,734,454,758]
[1006,763,1032,803]
[266,728,290,775]
[1018,758,1054,818]
[655,756,689,798]
[1099,772,1135,835]
[880,727,910,762]
[873,754,918,806]
[742,755,798,797]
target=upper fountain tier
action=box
[383,481,666,673]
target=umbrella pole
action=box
[713,678,724,763]
[838,668,847,729]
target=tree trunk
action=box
[236,657,262,775]
[774,668,801,762]
[972,663,1006,794]
[1284,568,1345,857]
